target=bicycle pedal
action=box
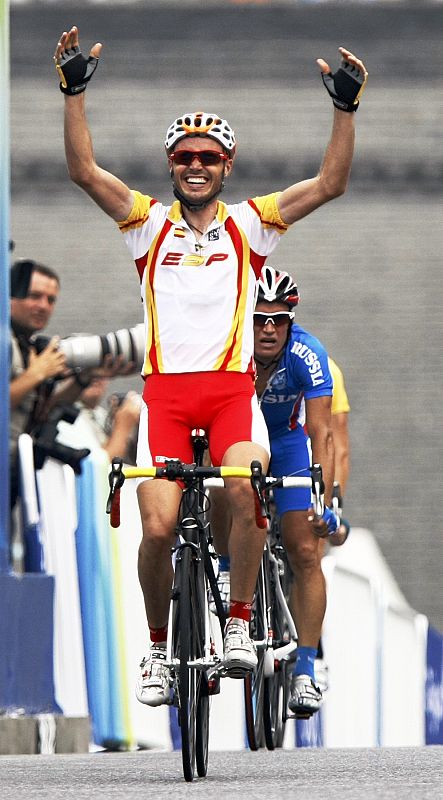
[286,711,313,721]
[222,665,252,680]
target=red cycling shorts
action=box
[137,371,270,468]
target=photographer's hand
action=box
[104,392,141,461]
[115,392,142,426]
[29,337,67,381]
[83,353,137,381]
[10,337,67,409]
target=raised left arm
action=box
[278,47,368,225]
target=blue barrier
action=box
[75,456,131,748]
[0,574,59,714]
[425,626,443,744]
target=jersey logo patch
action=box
[208,229,220,241]
[271,370,287,390]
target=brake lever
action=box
[310,463,325,519]
[250,460,268,529]
[332,481,343,519]
[106,456,125,514]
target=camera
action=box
[33,323,145,372]
[33,405,91,474]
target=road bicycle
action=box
[244,464,324,751]
[106,433,324,779]
[107,429,235,781]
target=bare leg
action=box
[209,486,232,557]
[137,479,182,629]
[222,441,269,604]
[281,509,326,648]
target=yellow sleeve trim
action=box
[117,191,155,232]
[250,192,289,233]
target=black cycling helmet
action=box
[257,266,299,307]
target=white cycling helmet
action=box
[165,111,236,154]
[257,266,299,307]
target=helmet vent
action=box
[257,266,299,307]
[165,112,236,153]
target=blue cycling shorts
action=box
[270,428,312,515]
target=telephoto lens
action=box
[59,323,145,371]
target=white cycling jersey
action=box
[118,190,289,376]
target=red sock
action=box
[229,600,252,623]
[149,624,168,645]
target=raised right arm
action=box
[55,27,134,222]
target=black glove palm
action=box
[322,60,367,112]
[56,45,99,95]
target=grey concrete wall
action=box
[0,716,90,754]
[10,3,443,629]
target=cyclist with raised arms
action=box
[53,26,367,707]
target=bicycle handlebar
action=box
[106,458,325,529]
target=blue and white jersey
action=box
[258,323,333,439]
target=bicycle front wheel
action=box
[263,558,291,750]
[244,557,268,750]
[264,659,287,749]
[174,544,207,782]
[195,678,209,776]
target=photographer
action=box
[9,259,134,512]
[10,259,70,510]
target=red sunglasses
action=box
[253,311,294,328]
[169,150,229,167]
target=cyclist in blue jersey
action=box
[254,266,339,715]
[211,265,339,716]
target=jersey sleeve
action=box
[248,193,289,233]
[117,190,162,261]
[329,358,351,414]
[226,193,290,267]
[117,191,157,231]
[287,328,333,399]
